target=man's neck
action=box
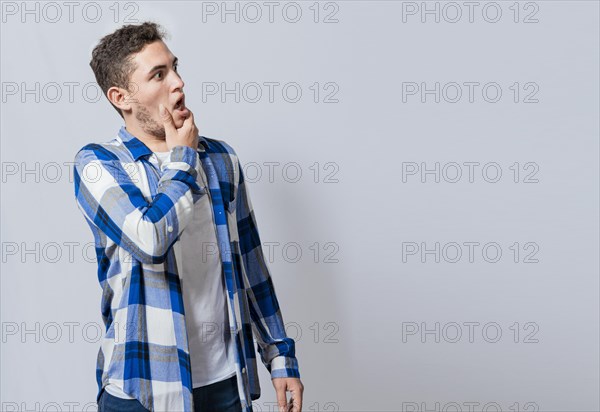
[123,122,169,153]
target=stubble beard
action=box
[135,104,166,139]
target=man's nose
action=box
[172,72,185,91]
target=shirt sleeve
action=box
[235,158,301,380]
[73,144,206,264]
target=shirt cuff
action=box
[269,355,301,379]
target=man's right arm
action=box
[73,144,205,264]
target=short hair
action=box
[89,21,168,119]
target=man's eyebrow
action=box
[147,57,178,75]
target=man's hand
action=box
[272,377,304,412]
[159,103,198,151]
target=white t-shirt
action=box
[104,150,236,400]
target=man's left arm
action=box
[233,153,304,411]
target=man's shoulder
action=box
[74,136,128,164]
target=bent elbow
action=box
[125,220,174,265]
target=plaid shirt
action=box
[73,126,300,412]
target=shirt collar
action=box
[118,125,208,161]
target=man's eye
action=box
[173,64,178,72]
[154,71,163,79]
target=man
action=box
[73,22,303,412]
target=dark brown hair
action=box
[90,21,168,118]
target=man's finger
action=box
[291,396,302,412]
[275,385,288,412]
[289,381,303,412]
[289,385,302,412]
[182,109,195,128]
[159,104,176,135]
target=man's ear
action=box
[107,85,134,113]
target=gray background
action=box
[1,1,599,411]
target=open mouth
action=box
[173,96,185,111]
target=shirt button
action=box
[241,367,246,374]
[167,226,173,233]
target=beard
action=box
[135,104,166,139]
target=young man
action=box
[73,22,303,412]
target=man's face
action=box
[125,40,189,138]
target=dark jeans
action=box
[98,375,243,412]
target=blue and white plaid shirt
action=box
[73,126,300,412]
